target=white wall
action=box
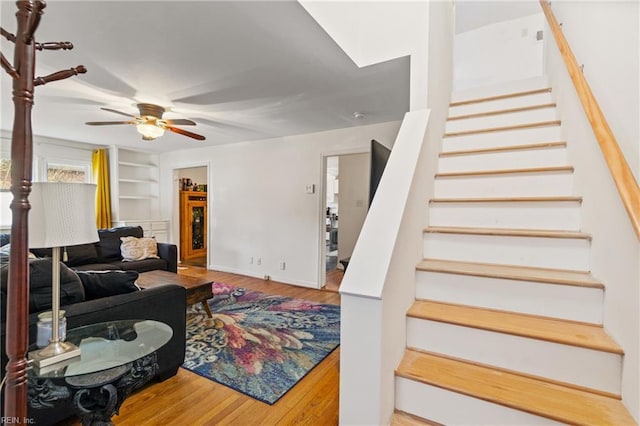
[544,1,640,420]
[454,13,544,91]
[339,1,454,423]
[159,121,401,288]
[336,153,368,261]
[299,0,429,110]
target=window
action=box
[0,158,10,229]
[46,162,89,183]
[0,158,9,190]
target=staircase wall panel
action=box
[423,232,590,270]
[415,270,603,323]
[395,377,562,425]
[428,200,581,230]
[406,318,622,394]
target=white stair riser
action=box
[406,319,622,394]
[415,270,603,323]
[423,233,590,270]
[395,377,563,425]
[449,91,554,117]
[429,200,581,230]
[451,76,550,104]
[438,146,567,173]
[446,107,558,134]
[434,172,574,198]
[443,125,562,152]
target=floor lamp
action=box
[28,182,99,367]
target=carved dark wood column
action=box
[2,1,86,418]
[5,2,38,418]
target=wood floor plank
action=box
[58,267,340,426]
[435,165,573,178]
[408,300,622,353]
[449,88,552,107]
[424,226,591,240]
[417,258,602,288]
[439,141,566,157]
[430,195,582,203]
[396,350,635,426]
[444,120,561,138]
[447,103,556,121]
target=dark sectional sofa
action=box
[0,226,186,425]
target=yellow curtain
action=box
[92,149,112,229]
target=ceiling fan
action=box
[85,103,206,141]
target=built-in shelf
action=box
[110,147,161,222]
[119,195,156,200]
[119,178,158,184]
[118,161,156,168]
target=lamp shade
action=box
[29,183,99,249]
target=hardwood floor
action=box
[322,268,344,293]
[59,268,341,426]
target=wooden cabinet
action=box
[180,191,207,261]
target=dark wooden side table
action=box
[28,319,172,426]
[136,270,214,317]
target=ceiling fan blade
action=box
[165,126,206,141]
[85,121,137,126]
[164,119,196,126]
[101,107,137,118]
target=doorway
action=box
[322,153,369,291]
[176,166,208,268]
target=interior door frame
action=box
[171,161,211,267]
[318,148,368,288]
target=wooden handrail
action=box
[540,0,640,240]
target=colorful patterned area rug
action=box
[182,282,341,404]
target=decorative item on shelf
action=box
[192,182,199,192]
[180,177,193,191]
[28,183,99,368]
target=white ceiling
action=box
[1,1,409,152]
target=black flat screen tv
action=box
[369,139,391,207]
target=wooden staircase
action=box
[393,77,637,425]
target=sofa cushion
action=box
[72,263,120,272]
[0,258,85,314]
[76,270,140,300]
[120,236,159,261]
[96,226,144,262]
[109,258,168,273]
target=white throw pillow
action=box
[120,236,159,261]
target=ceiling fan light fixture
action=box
[136,123,164,140]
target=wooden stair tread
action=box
[445,120,561,138]
[450,88,552,107]
[436,165,573,178]
[391,411,442,426]
[408,300,622,353]
[448,103,556,121]
[424,226,591,240]
[430,195,582,204]
[396,350,634,425]
[440,141,566,157]
[417,258,602,288]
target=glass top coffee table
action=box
[29,319,172,425]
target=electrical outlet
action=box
[256,257,262,266]
[279,261,286,270]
